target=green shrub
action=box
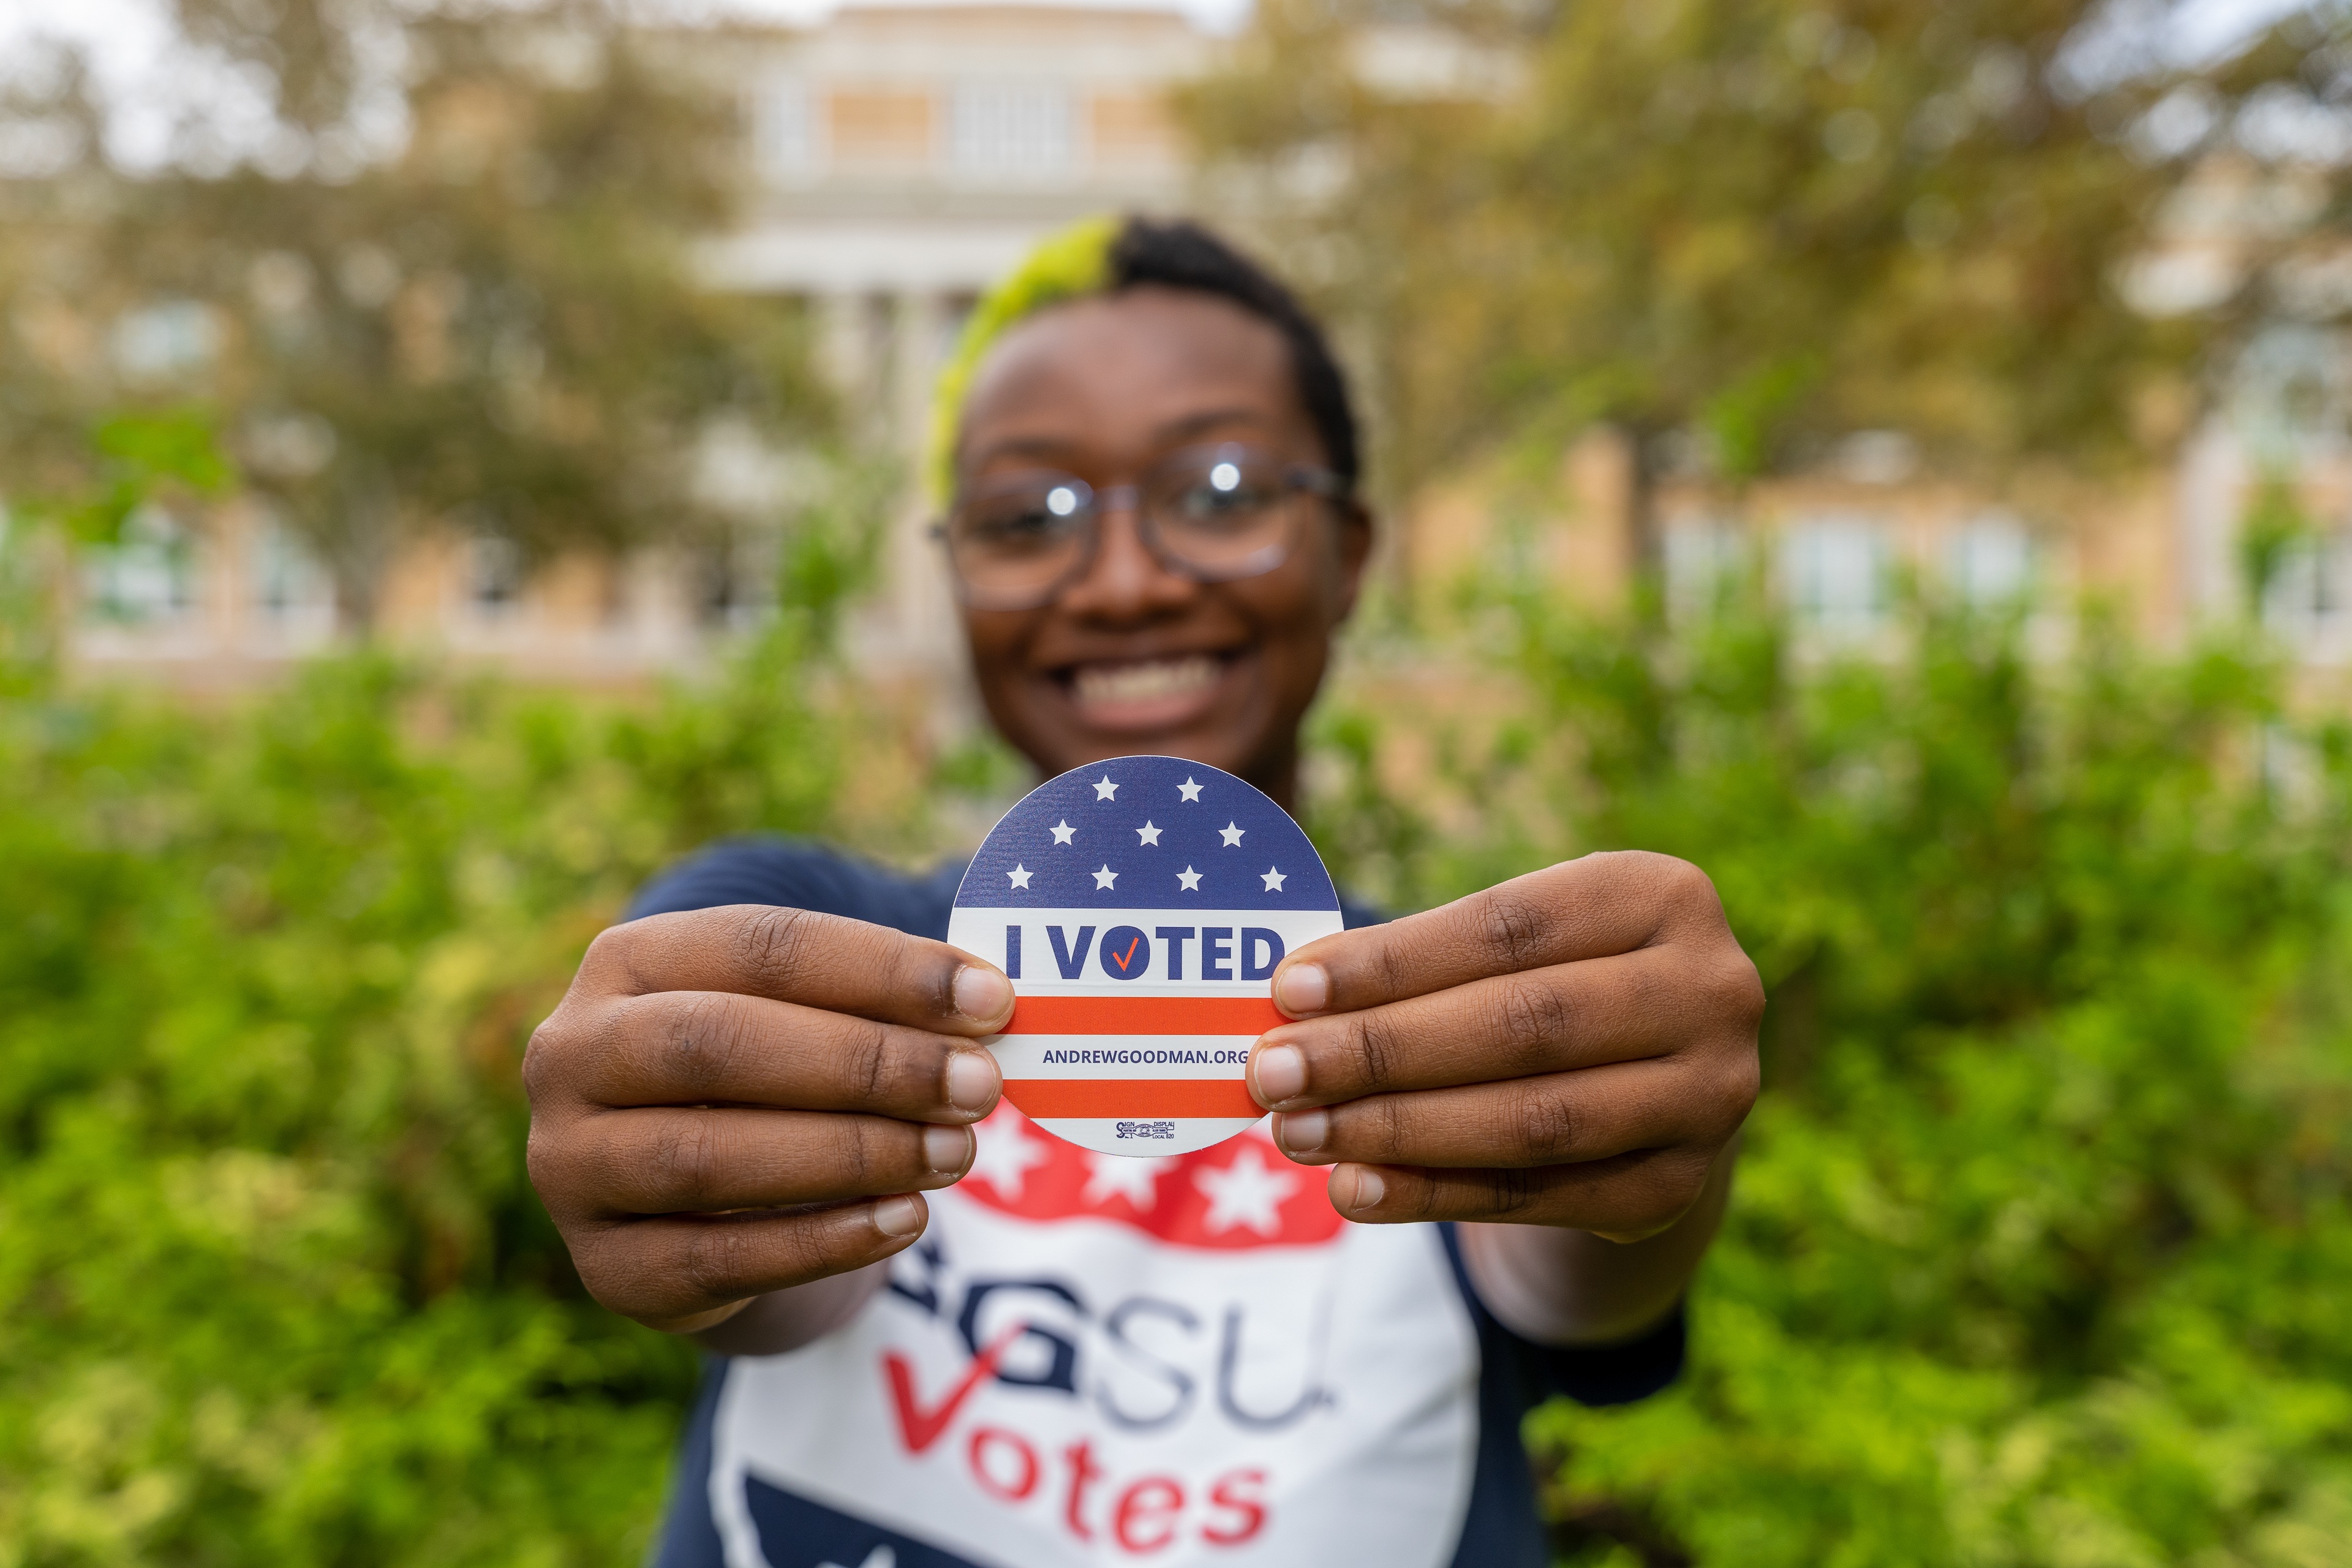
[8,584,2352,1566]
[1313,593,2352,1566]
[0,628,878,1566]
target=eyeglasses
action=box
[936,442,1348,611]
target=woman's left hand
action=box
[1247,850,1763,1240]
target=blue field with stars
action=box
[954,756,1340,914]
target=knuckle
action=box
[1493,978,1573,1068]
[1638,1150,1713,1223]
[1601,851,1717,941]
[1477,886,1553,969]
[820,1115,905,1190]
[675,1221,759,1305]
[579,922,633,981]
[1664,854,1714,898]
[1721,953,1768,1027]
[663,992,748,1093]
[1717,1050,1762,1125]
[1385,1170,1444,1222]
[1506,1082,1580,1164]
[1479,1166,1541,1218]
[1350,1010,1408,1093]
[649,1115,725,1209]
[783,1207,865,1278]
[1615,846,1688,884]
[526,1118,610,1221]
[570,1244,641,1317]
[736,907,815,992]
[521,1014,570,1102]
[581,1001,655,1096]
[1368,938,1414,1007]
[1659,857,1724,925]
[852,1019,902,1105]
[522,1123,571,1210]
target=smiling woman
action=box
[938,217,1373,811]
[522,213,1763,1568]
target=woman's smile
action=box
[1062,652,1235,731]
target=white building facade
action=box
[695,2,1210,682]
[63,1,1215,688]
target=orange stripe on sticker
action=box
[1004,996,1285,1036]
[1002,1079,1264,1119]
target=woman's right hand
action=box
[522,905,1011,1333]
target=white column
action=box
[877,288,964,677]
[2176,413,2247,630]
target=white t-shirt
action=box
[631,840,1688,1568]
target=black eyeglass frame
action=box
[931,442,1353,612]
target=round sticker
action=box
[946,755,1344,1157]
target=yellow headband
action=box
[924,214,1120,510]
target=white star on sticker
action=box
[1006,864,1033,890]
[1177,865,1202,891]
[1219,822,1245,847]
[1194,1144,1299,1237]
[1083,1151,1170,1209]
[1092,864,1118,890]
[1261,867,1286,892]
[967,1115,1050,1202]
[1178,777,1204,802]
[1136,821,1161,846]
[1050,820,1076,845]
[1094,775,1118,801]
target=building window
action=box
[826,89,934,168]
[113,301,221,383]
[464,533,524,617]
[699,529,778,631]
[1947,512,2035,606]
[949,80,1075,181]
[2233,325,2346,463]
[1782,516,1889,635]
[2262,531,2352,649]
[85,505,200,624]
[753,76,817,177]
[249,514,336,636]
[1662,514,1743,624]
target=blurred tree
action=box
[1182,0,2346,563]
[0,0,829,626]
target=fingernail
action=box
[923,1125,974,1175]
[953,965,1014,1025]
[946,1050,1000,1114]
[1273,962,1327,1017]
[1335,1166,1385,1215]
[1252,1043,1307,1105]
[873,1194,924,1237]
[1276,1107,1329,1156]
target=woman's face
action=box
[952,286,1371,810]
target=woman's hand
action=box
[1248,851,1762,1240]
[523,906,1009,1333]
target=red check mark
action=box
[883,1321,1028,1453]
[1111,936,1140,973]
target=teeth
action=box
[1072,656,1219,707]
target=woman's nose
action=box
[1057,501,1197,619]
